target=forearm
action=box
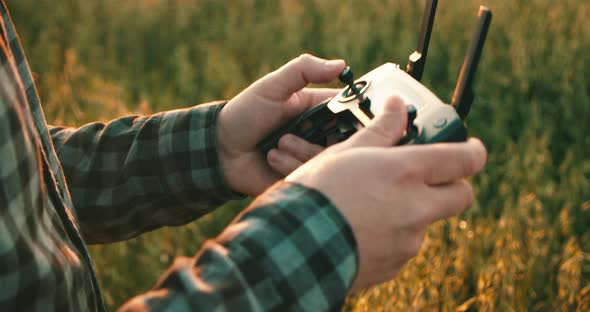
[50,101,240,243]
[119,182,358,311]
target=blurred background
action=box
[7,0,589,310]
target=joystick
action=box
[339,66,365,103]
[337,66,373,119]
[258,1,492,154]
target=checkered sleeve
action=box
[118,182,358,311]
[0,50,88,310]
[48,101,240,244]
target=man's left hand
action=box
[217,54,345,195]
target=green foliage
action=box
[8,0,589,310]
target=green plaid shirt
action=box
[0,2,358,311]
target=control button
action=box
[397,105,419,145]
[407,105,417,125]
[434,117,447,128]
[405,105,419,139]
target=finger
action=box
[424,179,474,222]
[343,96,408,148]
[254,54,346,101]
[280,88,342,120]
[277,134,325,162]
[267,148,304,176]
[410,138,487,185]
[296,88,341,108]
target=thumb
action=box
[344,96,408,148]
[253,54,346,101]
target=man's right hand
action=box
[285,96,487,292]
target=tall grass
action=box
[8,0,589,310]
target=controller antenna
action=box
[451,6,492,119]
[406,0,438,81]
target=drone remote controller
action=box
[259,1,492,154]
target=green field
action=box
[9,0,589,310]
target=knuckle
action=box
[296,53,312,65]
[283,54,308,72]
[396,161,420,181]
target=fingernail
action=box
[326,59,345,69]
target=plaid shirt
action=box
[0,2,358,311]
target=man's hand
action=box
[286,97,487,292]
[217,54,346,196]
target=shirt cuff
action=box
[197,101,246,200]
[157,101,245,208]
